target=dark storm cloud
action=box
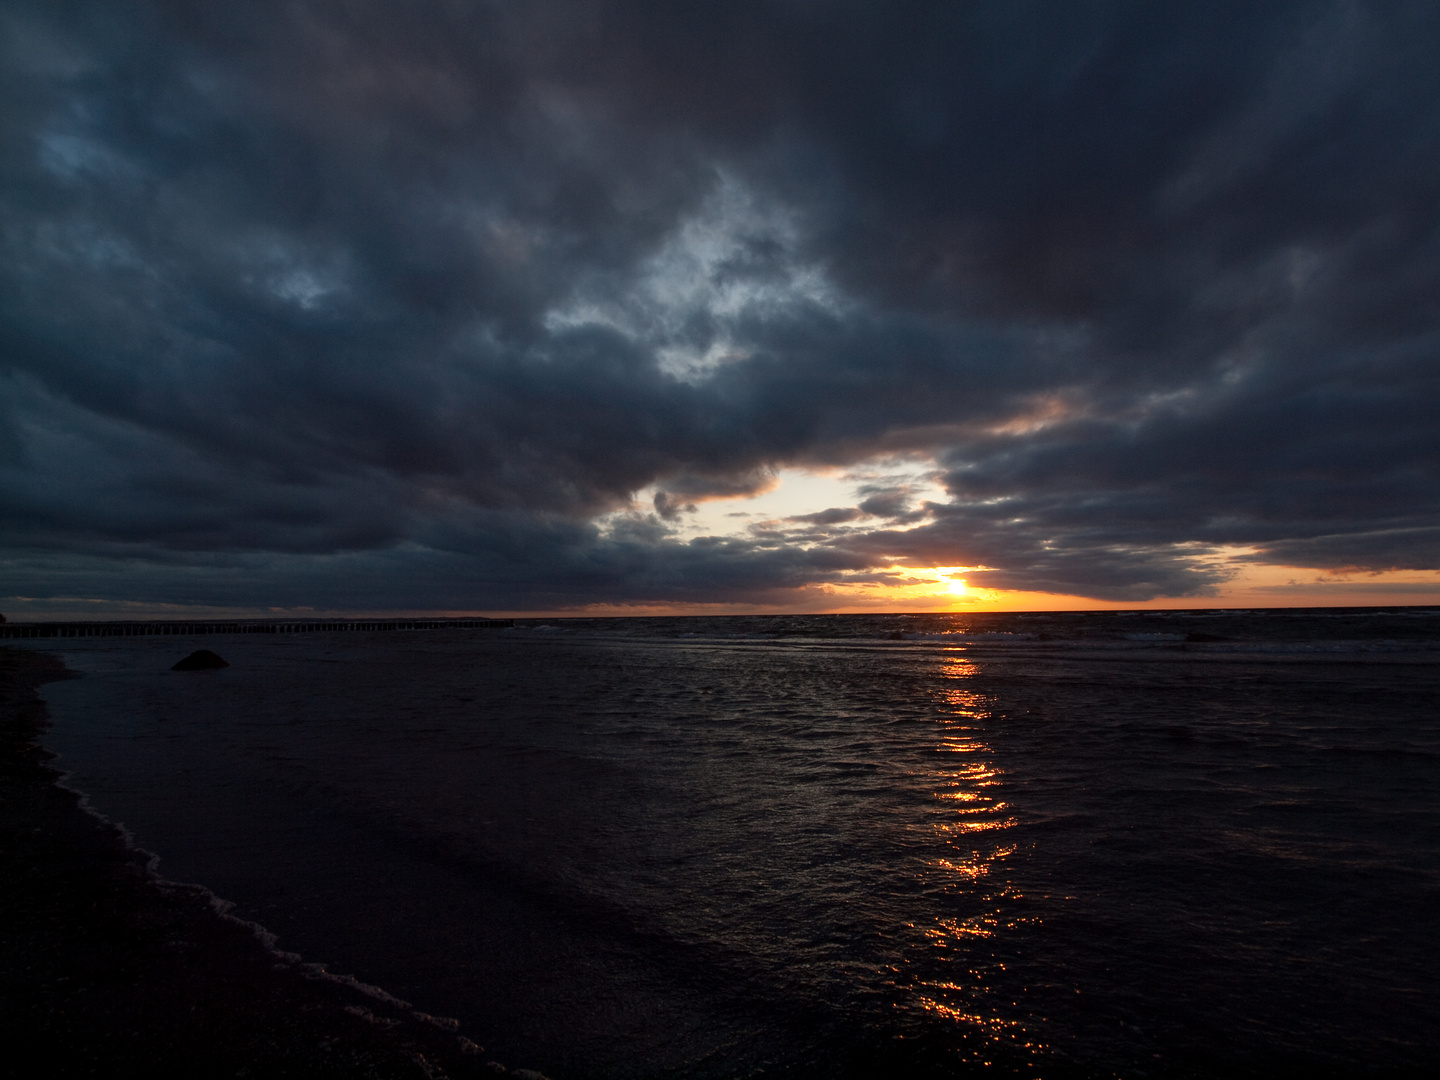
[2,0,1437,610]
[791,508,864,527]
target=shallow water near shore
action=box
[30,610,1440,1077]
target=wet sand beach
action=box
[0,646,508,1079]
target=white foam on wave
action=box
[32,675,521,1067]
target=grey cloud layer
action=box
[2,0,1437,609]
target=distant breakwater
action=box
[0,618,514,639]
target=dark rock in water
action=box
[887,631,905,641]
[172,650,229,671]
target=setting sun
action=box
[947,578,967,595]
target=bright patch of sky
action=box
[39,131,140,186]
[544,173,841,382]
[232,234,349,311]
[631,459,949,542]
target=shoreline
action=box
[0,645,522,1079]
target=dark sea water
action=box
[31,609,1440,1078]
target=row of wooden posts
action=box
[0,618,514,639]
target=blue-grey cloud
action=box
[2,0,1437,611]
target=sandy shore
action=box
[0,645,525,1079]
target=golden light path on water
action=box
[901,656,1044,1064]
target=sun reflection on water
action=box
[904,656,1046,1063]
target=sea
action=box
[27,609,1440,1079]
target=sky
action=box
[2,0,1438,619]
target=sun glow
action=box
[799,564,998,611]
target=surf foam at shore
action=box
[0,645,534,1079]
